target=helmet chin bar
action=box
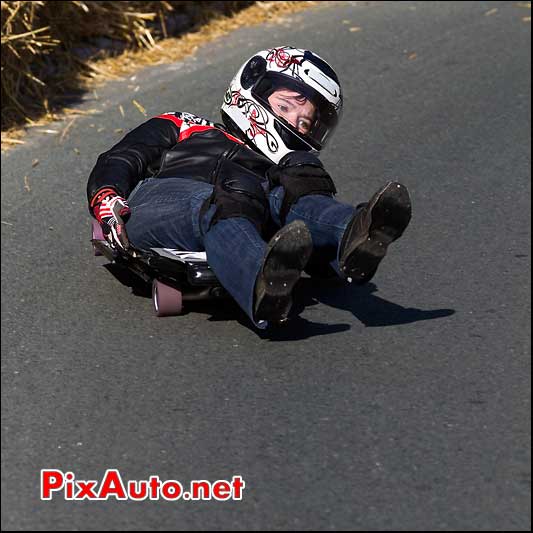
[273,119,318,152]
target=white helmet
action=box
[221,46,342,164]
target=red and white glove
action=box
[91,188,131,250]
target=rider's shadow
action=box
[291,277,455,327]
[255,277,455,341]
[103,264,455,339]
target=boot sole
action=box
[254,220,313,322]
[340,182,411,284]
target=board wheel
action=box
[91,219,105,256]
[91,219,105,240]
[152,279,183,317]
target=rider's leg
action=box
[200,173,312,328]
[269,181,412,284]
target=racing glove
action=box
[91,187,131,250]
[266,151,337,224]
[266,151,336,191]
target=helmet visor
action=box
[252,72,341,150]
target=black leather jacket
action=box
[86,111,275,213]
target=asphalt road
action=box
[1,1,531,530]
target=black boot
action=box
[338,182,412,284]
[254,220,313,322]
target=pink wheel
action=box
[92,219,105,240]
[152,279,183,317]
[91,219,105,256]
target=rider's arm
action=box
[86,116,181,212]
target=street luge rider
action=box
[87,46,412,329]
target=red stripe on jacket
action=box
[156,114,244,145]
[155,114,184,130]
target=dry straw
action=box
[1,1,251,131]
[1,1,316,144]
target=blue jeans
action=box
[125,178,356,328]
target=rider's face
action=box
[267,89,316,135]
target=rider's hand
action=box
[267,151,336,193]
[266,151,337,225]
[91,188,131,250]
